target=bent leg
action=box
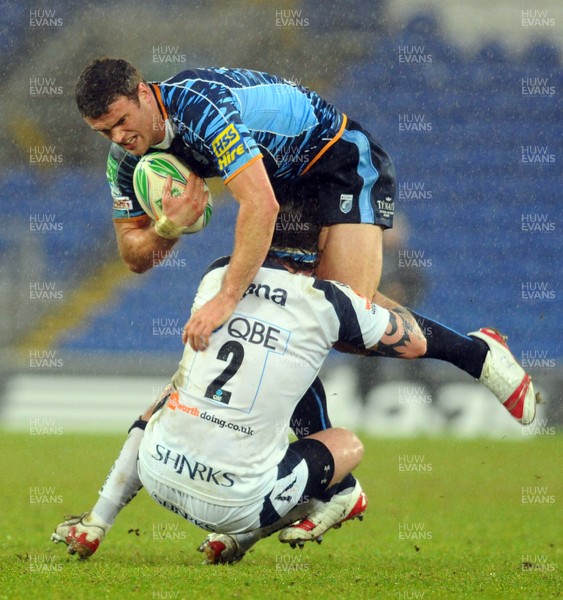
[51,389,171,560]
[315,223,383,299]
[316,224,488,376]
[91,384,174,526]
[277,429,367,545]
[304,428,364,488]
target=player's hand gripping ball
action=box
[133,152,213,234]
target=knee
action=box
[353,433,365,462]
[308,427,364,466]
[337,427,364,461]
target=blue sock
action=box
[409,310,489,379]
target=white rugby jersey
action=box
[139,258,389,506]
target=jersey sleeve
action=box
[170,80,262,183]
[312,279,390,350]
[106,144,148,222]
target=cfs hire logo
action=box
[211,123,245,170]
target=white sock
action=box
[91,426,144,527]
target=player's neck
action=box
[148,83,167,144]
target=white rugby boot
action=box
[51,512,108,559]
[469,327,539,425]
[198,533,246,565]
[278,480,367,547]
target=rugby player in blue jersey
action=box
[75,59,536,429]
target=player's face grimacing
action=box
[85,83,164,155]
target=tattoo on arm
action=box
[371,308,426,358]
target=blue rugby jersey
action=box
[110,67,346,221]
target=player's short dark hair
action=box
[75,58,145,119]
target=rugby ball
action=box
[133,152,213,234]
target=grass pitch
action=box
[0,432,561,599]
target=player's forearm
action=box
[220,196,278,300]
[220,157,280,300]
[117,224,178,273]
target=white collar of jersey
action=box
[151,118,176,150]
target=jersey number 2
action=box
[204,341,245,405]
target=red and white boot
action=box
[51,512,108,559]
[469,327,539,425]
[197,533,246,565]
[278,481,367,547]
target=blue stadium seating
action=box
[0,3,29,62]
[4,168,111,282]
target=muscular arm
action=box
[221,159,279,300]
[183,158,279,350]
[114,217,178,273]
[114,173,209,273]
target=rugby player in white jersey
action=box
[52,252,427,564]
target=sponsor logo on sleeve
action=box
[112,196,133,210]
[211,123,246,170]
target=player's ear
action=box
[136,82,152,104]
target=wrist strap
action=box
[154,215,184,239]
